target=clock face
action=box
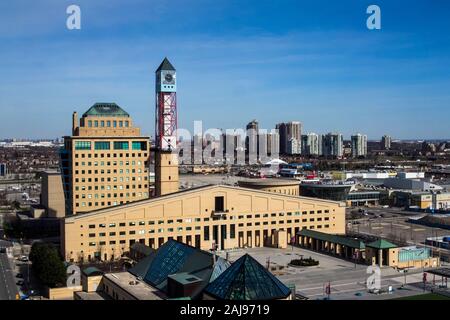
[163,72,175,85]
[165,73,173,82]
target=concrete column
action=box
[217,225,222,250]
[378,249,383,267]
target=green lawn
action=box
[393,293,450,300]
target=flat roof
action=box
[103,272,166,300]
[297,229,366,249]
[238,179,300,187]
[74,291,111,300]
[427,267,450,278]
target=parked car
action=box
[16,273,24,278]
[19,256,29,262]
[16,280,24,286]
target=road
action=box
[0,213,19,300]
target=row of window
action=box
[74,176,148,183]
[75,168,145,175]
[86,120,129,128]
[74,152,148,159]
[75,194,148,207]
[75,141,147,151]
[84,217,332,231]
[75,189,148,199]
[75,183,148,192]
[75,160,144,167]
[81,224,332,248]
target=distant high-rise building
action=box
[0,163,7,176]
[266,131,280,158]
[287,138,300,155]
[246,119,259,132]
[276,121,302,155]
[61,103,150,215]
[246,120,259,163]
[351,133,367,157]
[381,135,392,150]
[322,132,343,157]
[301,133,321,156]
[222,131,245,164]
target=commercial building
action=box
[351,133,367,158]
[383,177,443,192]
[60,103,150,215]
[296,230,439,269]
[322,132,343,158]
[276,121,302,155]
[61,184,345,262]
[237,179,300,196]
[299,180,353,202]
[346,191,381,207]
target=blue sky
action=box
[0,0,449,140]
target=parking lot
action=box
[347,208,450,245]
[216,246,442,300]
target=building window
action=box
[132,141,146,150]
[95,141,110,150]
[204,226,210,241]
[114,141,129,150]
[215,196,224,212]
[75,141,91,150]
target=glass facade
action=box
[132,141,147,150]
[142,240,194,287]
[205,254,291,300]
[75,141,91,150]
[114,141,129,150]
[95,141,110,150]
[398,247,431,262]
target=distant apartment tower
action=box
[381,135,392,150]
[351,133,368,157]
[265,131,280,158]
[301,133,321,156]
[246,120,259,163]
[322,132,343,158]
[287,138,300,155]
[222,131,245,164]
[0,163,7,176]
[276,121,302,155]
[60,103,150,215]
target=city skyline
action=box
[1,1,450,140]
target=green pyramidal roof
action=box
[204,254,291,300]
[366,239,397,249]
[156,57,175,72]
[82,103,130,118]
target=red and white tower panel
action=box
[155,57,177,151]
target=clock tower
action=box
[155,57,179,196]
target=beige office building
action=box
[61,184,345,262]
[60,103,150,215]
